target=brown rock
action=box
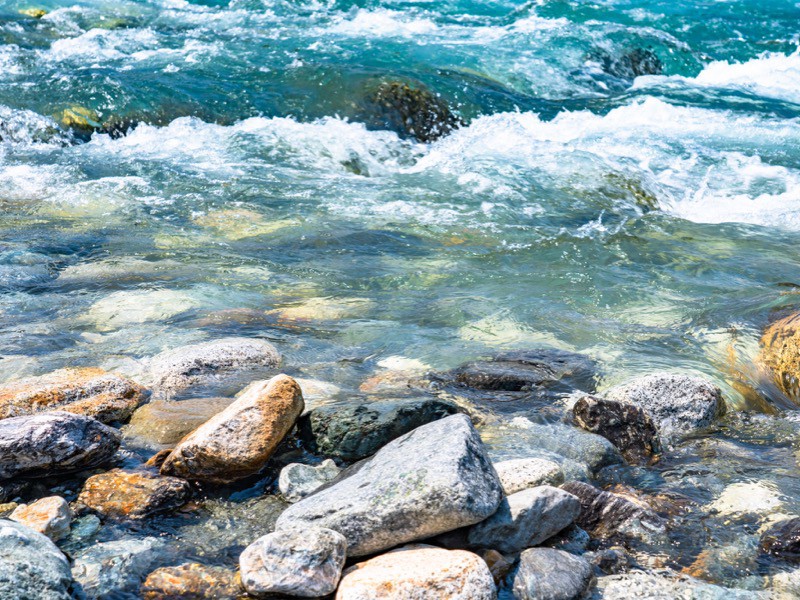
[141,563,242,599]
[477,549,514,585]
[160,374,304,483]
[9,496,72,541]
[761,312,800,400]
[78,469,191,520]
[124,397,233,447]
[0,367,147,424]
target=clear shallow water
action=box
[3,0,800,593]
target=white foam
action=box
[323,9,438,37]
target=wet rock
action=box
[58,106,101,136]
[0,412,120,479]
[604,373,725,442]
[124,396,233,447]
[512,547,595,600]
[9,496,71,541]
[161,374,304,483]
[760,312,800,401]
[87,289,201,332]
[149,337,281,398]
[277,414,503,557]
[270,297,375,323]
[240,527,346,598]
[0,367,148,424]
[193,208,298,241]
[19,7,47,18]
[586,547,632,576]
[708,481,784,518]
[572,395,660,463]
[599,48,663,79]
[494,457,564,495]
[560,481,665,542]
[362,80,461,143]
[760,517,800,563]
[298,397,461,461]
[72,537,166,599]
[78,469,191,520]
[593,570,768,599]
[141,563,242,600]
[0,519,72,600]
[478,549,515,585]
[279,459,341,503]
[336,544,495,600]
[541,525,591,555]
[467,486,580,554]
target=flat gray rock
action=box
[72,537,166,599]
[591,571,768,599]
[0,412,120,480]
[276,413,503,557]
[468,486,580,554]
[0,519,72,600]
[493,458,564,495]
[240,527,346,598]
[512,548,595,600]
[279,459,341,503]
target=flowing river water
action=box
[2,0,800,596]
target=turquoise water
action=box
[3,0,800,593]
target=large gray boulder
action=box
[468,486,580,554]
[0,519,72,600]
[276,413,503,557]
[0,412,120,479]
[512,548,595,600]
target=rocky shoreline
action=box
[0,329,799,599]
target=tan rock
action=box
[10,496,72,541]
[761,312,800,400]
[270,297,374,322]
[78,469,191,520]
[160,374,304,483]
[124,397,233,447]
[0,367,147,424]
[141,563,242,599]
[193,209,298,241]
[336,544,496,600]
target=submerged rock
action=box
[572,395,660,463]
[161,374,304,483]
[124,396,233,447]
[141,563,242,600]
[78,469,191,520]
[240,527,347,598]
[0,367,147,424]
[593,570,768,599]
[0,519,72,600]
[336,544,495,600]
[760,517,800,563]
[72,537,166,599]
[9,496,72,541]
[149,337,281,398]
[86,289,201,332]
[298,397,461,461]
[467,486,580,554]
[493,457,564,495]
[511,547,595,600]
[760,312,800,401]
[598,47,663,79]
[279,459,341,503]
[0,412,120,479]
[277,414,503,557]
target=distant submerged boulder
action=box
[596,47,663,79]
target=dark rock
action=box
[0,519,72,600]
[298,397,461,461]
[276,414,503,557]
[0,412,120,480]
[572,395,660,463]
[600,48,663,79]
[541,525,591,555]
[511,547,595,600]
[587,546,632,575]
[760,517,800,563]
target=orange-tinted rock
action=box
[78,469,191,520]
[160,374,304,483]
[141,563,242,599]
[761,312,800,400]
[0,367,147,424]
[9,496,72,541]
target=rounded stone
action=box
[9,496,72,541]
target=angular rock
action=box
[760,517,800,563]
[149,337,281,398]
[0,367,147,424]
[761,312,800,401]
[141,563,242,600]
[78,469,191,520]
[594,571,769,599]
[72,537,165,599]
[0,519,72,600]
[336,544,495,600]
[468,486,580,554]
[604,373,725,442]
[494,457,564,495]
[124,396,233,447]
[0,412,120,479]
[511,548,594,600]
[572,395,660,463]
[298,397,461,461]
[240,527,346,598]
[160,374,304,483]
[276,414,503,556]
[9,496,72,541]
[561,481,664,542]
[279,459,341,503]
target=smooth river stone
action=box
[0,412,120,479]
[141,563,242,600]
[240,527,347,598]
[511,548,595,600]
[0,367,147,424]
[594,571,769,599]
[279,459,341,503]
[124,396,234,447]
[336,544,496,600]
[86,288,201,332]
[72,537,166,599]
[493,457,564,495]
[78,469,191,520]
[9,496,72,541]
[276,413,503,557]
[161,374,304,483]
[760,311,800,401]
[149,337,281,398]
[0,519,72,600]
